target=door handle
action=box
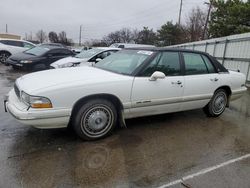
[171,80,182,85]
[210,78,219,82]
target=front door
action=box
[129,51,184,118]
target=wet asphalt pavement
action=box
[0,64,250,188]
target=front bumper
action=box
[6,59,23,67]
[5,89,71,129]
[6,59,33,70]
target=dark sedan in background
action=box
[6,45,74,71]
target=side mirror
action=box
[95,58,102,62]
[149,71,166,81]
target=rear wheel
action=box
[204,89,228,117]
[73,99,117,140]
[0,51,11,65]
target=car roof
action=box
[38,45,66,49]
[123,47,209,55]
[95,47,121,51]
[37,46,68,51]
[0,38,34,44]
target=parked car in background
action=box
[6,45,74,71]
[4,48,247,140]
[0,39,36,64]
[109,43,155,48]
[71,46,91,54]
[38,43,66,48]
[50,47,120,69]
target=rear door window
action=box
[49,49,72,56]
[6,40,23,47]
[0,40,8,45]
[183,53,208,75]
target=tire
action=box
[33,64,47,71]
[73,99,117,140]
[204,89,228,117]
[0,51,11,65]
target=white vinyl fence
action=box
[170,32,250,82]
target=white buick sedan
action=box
[5,48,247,140]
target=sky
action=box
[0,0,206,43]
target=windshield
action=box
[24,46,50,56]
[95,49,153,75]
[109,43,119,48]
[75,48,103,59]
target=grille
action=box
[14,83,20,99]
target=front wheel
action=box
[73,99,117,140]
[33,64,47,71]
[204,89,228,117]
[0,51,11,65]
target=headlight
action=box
[20,60,33,63]
[58,62,74,68]
[21,91,52,108]
[58,62,80,68]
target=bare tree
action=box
[119,28,133,43]
[102,31,122,46]
[36,30,47,43]
[102,28,136,46]
[58,31,67,44]
[58,31,73,46]
[185,7,206,42]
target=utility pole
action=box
[203,0,213,40]
[178,0,183,25]
[79,25,82,46]
[5,24,8,33]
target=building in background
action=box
[0,33,21,40]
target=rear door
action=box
[130,51,184,118]
[5,40,25,54]
[46,49,73,65]
[181,52,222,111]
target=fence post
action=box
[213,41,217,56]
[192,44,195,50]
[246,62,250,82]
[205,42,208,53]
[222,39,229,65]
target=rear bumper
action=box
[230,87,247,101]
[5,89,71,129]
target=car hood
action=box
[16,66,129,94]
[9,52,37,61]
[50,56,89,68]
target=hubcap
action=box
[81,105,113,137]
[0,53,9,63]
[212,92,227,114]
